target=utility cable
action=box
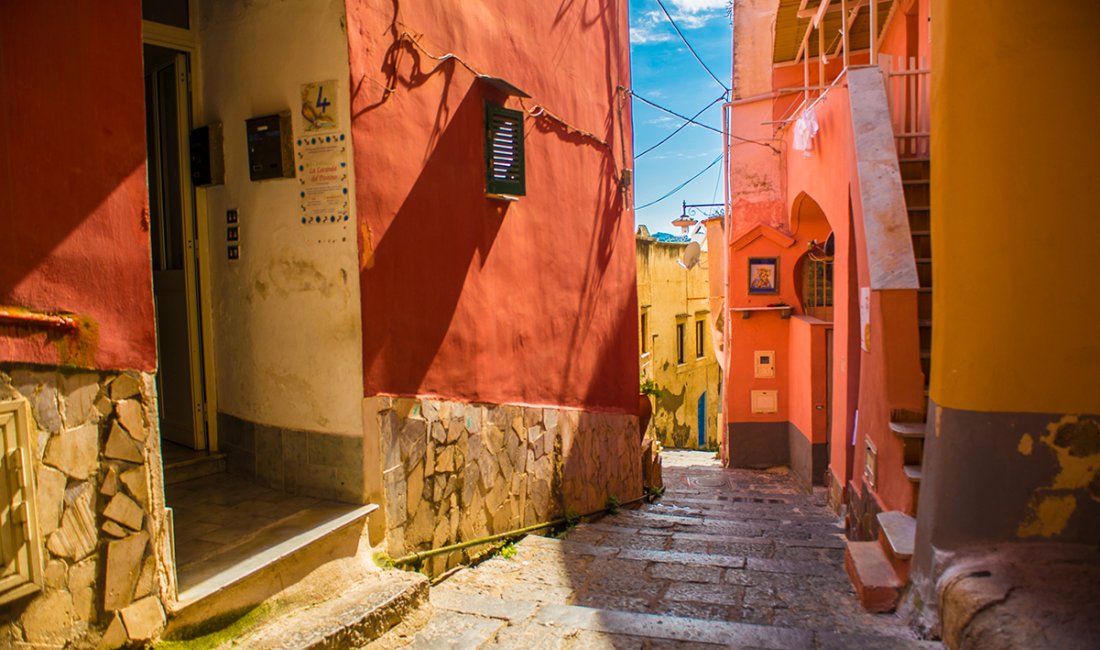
[631,91,781,153]
[636,153,724,211]
[631,92,723,135]
[636,94,725,158]
[653,0,731,92]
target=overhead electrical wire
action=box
[635,93,726,158]
[630,92,723,135]
[630,91,781,153]
[653,0,731,93]
[636,153,724,211]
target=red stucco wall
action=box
[345,2,637,413]
[0,4,155,371]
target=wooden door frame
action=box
[143,16,219,453]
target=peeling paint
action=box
[1018,495,1077,538]
[1017,415,1100,538]
[1018,433,1033,456]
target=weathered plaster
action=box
[197,0,365,436]
[0,5,155,372]
[1017,415,1100,539]
[636,236,721,450]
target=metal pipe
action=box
[392,494,653,567]
[722,86,823,109]
[0,307,80,332]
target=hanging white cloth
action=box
[793,105,819,156]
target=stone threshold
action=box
[174,502,376,609]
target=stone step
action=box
[221,568,428,649]
[844,541,903,613]
[904,465,923,483]
[167,503,377,631]
[890,421,927,439]
[876,512,916,561]
[164,453,227,485]
[434,590,813,649]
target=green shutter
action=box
[485,103,525,196]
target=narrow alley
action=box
[373,451,940,649]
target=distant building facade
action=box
[636,227,721,450]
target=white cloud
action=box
[631,24,674,44]
[667,0,728,12]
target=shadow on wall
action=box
[359,83,509,396]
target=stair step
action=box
[844,541,903,613]
[165,453,227,485]
[875,512,916,560]
[918,319,931,327]
[910,230,930,237]
[904,465,923,483]
[169,503,377,630]
[907,205,930,212]
[220,567,428,649]
[889,421,926,439]
[901,179,929,185]
[915,257,932,263]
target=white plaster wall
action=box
[197,0,363,435]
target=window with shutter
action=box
[484,103,525,197]
[0,399,43,606]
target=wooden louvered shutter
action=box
[0,399,43,605]
[484,103,525,196]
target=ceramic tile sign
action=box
[296,132,350,234]
[301,80,339,132]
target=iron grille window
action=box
[696,319,705,358]
[484,103,525,196]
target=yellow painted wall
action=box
[637,232,721,449]
[932,0,1100,414]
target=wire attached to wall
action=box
[397,31,629,190]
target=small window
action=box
[143,0,190,29]
[695,320,705,358]
[640,312,648,354]
[485,103,525,196]
[676,322,686,364]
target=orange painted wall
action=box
[0,4,155,372]
[788,316,829,444]
[345,2,636,413]
[779,85,863,489]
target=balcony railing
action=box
[881,54,930,158]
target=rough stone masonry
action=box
[1,366,171,648]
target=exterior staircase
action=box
[846,157,932,612]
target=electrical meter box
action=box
[751,390,778,414]
[189,123,224,186]
[754,350,776,378]
[245,113,294,181]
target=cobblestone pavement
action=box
[370,450,942,649]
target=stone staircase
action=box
[845,158,931,613]
[374,455,939,648]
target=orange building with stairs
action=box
[716,0,1099,643]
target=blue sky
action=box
[629,0,732,233]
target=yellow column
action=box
[932,0,1100,415]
